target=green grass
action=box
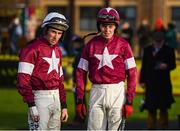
[0,88,179,129]
[0,88,28,129]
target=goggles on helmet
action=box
[43,17,68,26]
[98,14,116,21]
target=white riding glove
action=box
[29,106,40,122]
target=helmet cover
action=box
[97,7,120,26]
[41,12,69,31]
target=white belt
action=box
[33,89,59,95]
[92,81,125,88]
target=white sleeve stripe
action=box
[60,66,63,77]
[77,58,88,71]
[18,62,34,75]
[125,57,136,70]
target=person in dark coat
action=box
[139,31,176,129]
[166,22,178,49]
[8,16,23,54]
[121,22,134,48]
[137,19,151,58]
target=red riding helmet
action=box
[97,7,120,26]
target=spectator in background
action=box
[165,22,178,49]
[137,19,151,58]
[8,16,22,54]
[121,22,134,49]
[71,35,87,124]
[35,19,43,38]
[153,17,166,35]
[139,30,176,129]
[59,41,68,56]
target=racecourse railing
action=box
[0,55,179,96]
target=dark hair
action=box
[168,22,176,29]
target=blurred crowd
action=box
[120,18,179,59]
[0,16,179,59]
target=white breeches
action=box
[88,82,125,130]
[28,89,61,130]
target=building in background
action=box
[0,0,180,55]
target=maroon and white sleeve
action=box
[75,46,89,100]
[16,48,36,105]
[124,44,137,104]
[59,55,67,108]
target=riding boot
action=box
[159,109,168,129]
[147,110,157,129]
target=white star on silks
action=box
[43,50,60,74]
[94,47,118,69]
